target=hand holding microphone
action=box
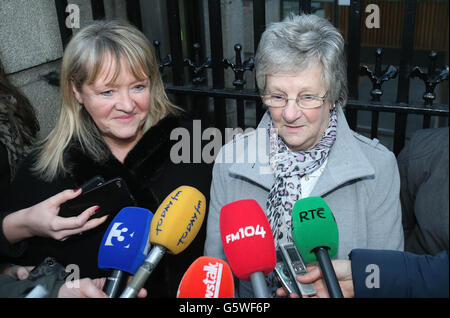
[295,260,354,298]
[120,186,206,298]
[177,256,234,298]
[220,199,276,298]
[291,197,343,298]
[98,206,154,297]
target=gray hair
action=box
[255,14,348,108]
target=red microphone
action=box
[177,256,234,298]
[220,199,276,298]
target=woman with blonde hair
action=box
[1,20,211,297]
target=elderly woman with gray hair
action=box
[204,14,404,297]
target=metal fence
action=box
[55,0,449,156]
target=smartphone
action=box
[279,242,316,297]
[274,249,301,295]
[80,175,105,192]
[59,177,136,219]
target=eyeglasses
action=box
[261,92,328,109]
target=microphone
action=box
[291,197,343,298]
[176,256,234,298]
[98,206,154,297]
[24,285,48,298]
[220,199,276,298]
[120,186,206,298]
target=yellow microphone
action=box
[120,186,206,298]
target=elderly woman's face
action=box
[266,63,331,152]
[73,56,150,149]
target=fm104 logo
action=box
[225,225,267,244]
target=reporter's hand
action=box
[3,265,34,280]
[276,260,354,298]
[58,277,148,298]
[297,260,354,298]
[275,284,300,298]
[3,188,109,243]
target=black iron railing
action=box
[51,0,449,156]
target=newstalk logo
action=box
[202,262,223,298]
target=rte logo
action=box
[297,207,327,223]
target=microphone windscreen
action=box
[177,256,234,298]
[98,207,153,273]
[150,186,206,254]
[220,199,276,281]
[291,197,339,263]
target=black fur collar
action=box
[64,115,180,201]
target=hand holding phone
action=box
[275,243,316,297]
[59,177,136,219]
[275,249,301,295]
[2,187,109,244]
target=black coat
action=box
[1,115,212,297]
[398,127,449,255]
[0,143,10,208]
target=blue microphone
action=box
[98,207,153,297]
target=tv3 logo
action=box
[225,225,266,244]
[104,222,135,248]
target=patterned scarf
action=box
[264,108,337,297]
[266,108,338,247]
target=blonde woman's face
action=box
[73,56,150,150]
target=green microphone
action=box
[291,197,343,298]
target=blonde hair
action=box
[34,20,179,181]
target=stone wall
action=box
[0,0,127,139]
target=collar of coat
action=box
[227,106,375,197]
[64,115,180,187]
